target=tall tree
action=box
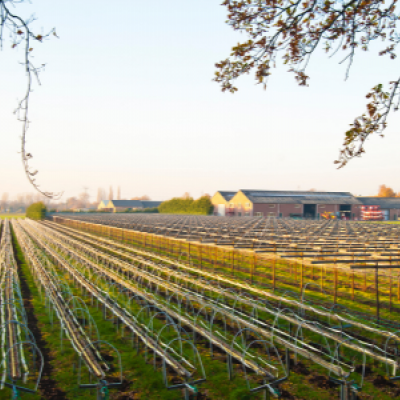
[1,193,9,211]
[97,188,102,203]
[378,184,396,197]
[131,195,151,200]
[79,191,90,207]
[1,192,9,205]
[66,197,78,209]
[25,193,33,206]
[109,186,114,201]
[16,194,24,206]
[216,0,400,167]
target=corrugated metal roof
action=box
[111,200,143,208]
[240,190,361,205]
[357,197,400,208]
[242,190,354,197]
[218,191,236,201]
[109,200,162,209]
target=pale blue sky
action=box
[1,0,400,201]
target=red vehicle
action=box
[361,205,384,221]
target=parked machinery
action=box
[321,212,336,220]
[361,205,384,221]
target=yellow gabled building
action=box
[211,191,236,216]
[97,200,111,211]
[227,190,254,217]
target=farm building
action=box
[98,200,110,210]
[212,190,363,219]
[357,197,400,220]
[97,200,162,212]
[211,191,236,216]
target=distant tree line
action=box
[0,192,56,213]
[124,207,159,214]
[1,188,155,213]
[159,196,213,215]
[130,195,151,201]
[26,202,47,220]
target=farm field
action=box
[0,213,25,219]
[3,217,400,399]
[364,221,400,224]
[55,214,400,322]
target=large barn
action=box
[212,190,363,219]
[97,200,162,212]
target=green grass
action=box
[40,221,400,399]
[12,229,56,400]
[14,224,270,399]
[13,239,183,399]
[127,237,400,323]
[0,213,25,219]
[360,221,400,224]
[13,223,337,400]
[43,226,399,400]
[57,222,400,324]
[53,243,270,399]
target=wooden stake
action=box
[334,267,338,305]
[389,267,392,314]
[300,252,304,291]
[376,264,380,323]
[232,250,234,277]
[273,256,276,292]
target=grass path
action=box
[1,213,25,219]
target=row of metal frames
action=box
[13,220,122,400]
[0,219,43,399]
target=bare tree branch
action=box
[336,77,400,167]
[1,0,62,199]
[216,0,400,166]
